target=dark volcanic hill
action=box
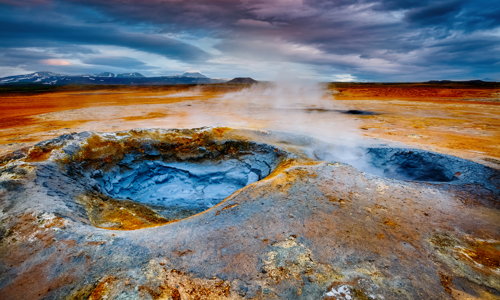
[226,77,258,84]
[426,79,495,84]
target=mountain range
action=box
[0,71,224,85]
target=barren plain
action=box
[0,82,499,300]
[1,83,499,168]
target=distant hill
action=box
[426,79,493,84]
[226,77,258,84]
[0,71,62,84]
[0,71,224,85]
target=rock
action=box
[226,77,258,84]
[0,127,499,299]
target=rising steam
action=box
[173,73,373,171]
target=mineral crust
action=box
[0,127,499,299]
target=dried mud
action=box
[0,127,499,299]
[1,84,500,299]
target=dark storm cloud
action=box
[371,0,427,11]
[0,48,54,67]
[0,0,499,80]
[63,0,247,30]
[49,46,100,55]
[404,0,465,25]
[423,37,500,67]
[0,48,103,75]
[81,56,159,70]
[0,0,49,5]
[0,15,209,63]
[61,0,500,30]
[0,47,128,75]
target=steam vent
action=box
[0,127,499,299]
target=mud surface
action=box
[1,127,499,299]
[64,129,284,221]
[315,146,490,183]
[1,84,500,299]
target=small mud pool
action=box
[359,148,461,182]
[7,128,290,229]
[89,150,279,218]
[315,146,492,183]
[56,128,286,223]
[304,108,380,115]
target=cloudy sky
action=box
[1,0,499,81]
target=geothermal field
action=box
[0,81,499,299]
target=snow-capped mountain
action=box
[82,72,145,78]
[116,72,145,78]
[0,71,63,84]
[95,72,116,77]
[0,71,224,85]
[181,72,207,78]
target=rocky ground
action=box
[0,84,499,299]
[0,127,499,299]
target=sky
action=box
[0,0,499,81]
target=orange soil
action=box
[331,86,500,165]
[333,86,500,102]
[0,86,226,149]
[0,86,216,128]
[1,85,499,168]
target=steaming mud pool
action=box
[0,127,499,299]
